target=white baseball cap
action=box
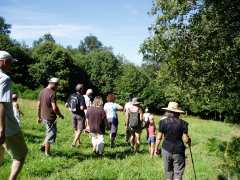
[48,77,59,83]
[0,51,17,62]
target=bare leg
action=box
[45,143,50,156]
[148,144,151,154]
[134,132,140,152]
[150,143,155,157]
[0,145,5,166]
[72,130,81,146]
[8,158,25,180]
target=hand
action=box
[187,138,192,146]
[59,114,64,119]
[0,131,5,145]
[37,119,42,124]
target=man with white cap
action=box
[0,50,28,180]
[155,102,191,180]
[37,77,64,156]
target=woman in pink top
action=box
[147,115,156,157]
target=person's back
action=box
[159,116,188,154]
[68,92,86,116]
[39,87,56,122]
[86,106,106,134]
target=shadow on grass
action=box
[24,132,43,143]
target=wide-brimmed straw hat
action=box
[132,97,141,105]
[162,102,184,113]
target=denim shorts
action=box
[147,136,156,144]
[162,148,185,180]
[44,121,57,144]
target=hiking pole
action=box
[189,144,197,180]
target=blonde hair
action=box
[93,96,103,107]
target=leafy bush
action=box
[207,137,240,179]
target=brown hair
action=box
[106,93,115,102]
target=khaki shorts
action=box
[0,131,28,161]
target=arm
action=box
[16,103,24,116]
[37,100,42,123]
[155,131,163,154]
[183,133,191,145]
[51,102,64,119]
[116,104,123,111]
[0,103,6,144]
[125,111,129,130]
[182,121,191,145]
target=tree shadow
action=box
[24,132,43,143]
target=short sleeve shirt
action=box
[38,88,57,122]
[83,95,91,108]
[0,70,20,137]
[159,117,188,154]
[67,93,86,117]
[104,102,121,119]
[86,107,106,134]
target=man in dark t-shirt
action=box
[86,96,107,155]
[155,102,191,180]
[37,77,64,156]
[66,84,86,147]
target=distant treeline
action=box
[1,0,240,123]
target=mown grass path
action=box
[0,99,239,179]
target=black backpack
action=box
[69,94,80,113]
[129,112,140,128]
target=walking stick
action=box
[189,145,197,180]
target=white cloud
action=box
[11,24,95,40]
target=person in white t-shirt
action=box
[84,89,93,132]
[0,51,28,180]
[104,93,123,147]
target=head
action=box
[75,83,84,94]
[12,93,18,102]
[145,108,149,113]
[93,96,103,107]
[48,77,59,91]
[86,89,93,96]
[0,51,17,72]
[106,93,115,102]
[149,115,154,124]
[162,102,184,118]
[132,97,141,107]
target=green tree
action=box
[0,16,11,35]
[83,50,120,95]
[78,35,103,54]
[29,41,73,99]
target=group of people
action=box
[0,50,191,180]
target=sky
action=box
[0,0,154,65]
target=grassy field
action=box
[1,99,239,180]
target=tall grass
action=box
[0,99,239,180]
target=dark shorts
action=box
[72,114,85,131]
[147,136,156,144]
[162,148,185,180]
[128,123,142,135]
[107,117,118,136]
[44,121,57,144]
